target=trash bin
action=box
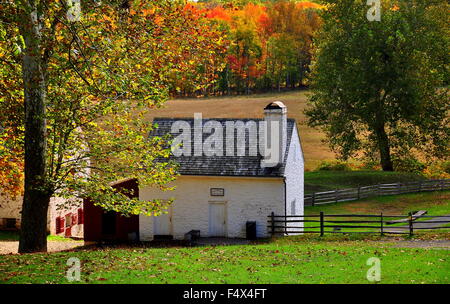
[246,221,257,240]
[184,230,201,241]
[190,230,200,241]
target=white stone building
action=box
[0,193,83,238]
[139,101,304,240]
[0,194,22,230]
[2,102,304,242]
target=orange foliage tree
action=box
[198,0,323,95]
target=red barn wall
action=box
[84,178,139,242]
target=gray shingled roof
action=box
[150,118,296,177]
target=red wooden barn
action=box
[83,178,139,242]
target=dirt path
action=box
[389,240,450,249]
[0,241,84,255]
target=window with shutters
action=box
[60,218,65,232]
[56,217,63,233]
[65,214,72,228]
[5,218,16,229]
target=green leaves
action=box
[0,1,214,215]
[306,0,449,169]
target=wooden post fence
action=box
[271,212,275,236]
[268,211,450,237]
[304,179,449,207]
[408,212,413,236]
[380,212,384,236]
[320,212,324,236]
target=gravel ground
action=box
[390,240,450,249]
[384,214,450,234]
[0,241,84,255]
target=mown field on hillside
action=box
[145,90,334,170]
[304,170,426,193]
[305,191,450,216]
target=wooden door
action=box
[208,203,226,237]
[154,208,172,236]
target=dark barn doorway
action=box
[102,211,117,236]
[83,178,139,242]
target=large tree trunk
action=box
[18,4,51,253]
[19,190,51,253]
[374,114,394,171]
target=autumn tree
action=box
[165,3,228,96]
[306,0,449,171]
[205,1,322,95]
[0,0,224,253]
[266,1,322,89]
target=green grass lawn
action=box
[1,176,447,284]
[304,170,426,194]
[0,235,449,284]
[0,231,20,241]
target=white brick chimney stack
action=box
[261,101,287,168]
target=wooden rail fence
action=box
[268,212,450,236]
[304,179,450,207]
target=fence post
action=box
[408,212,413,237]
[284,214,287,235]
[397,183,401,194]
[380,212,384,236]
[418,180,422,192]
[335,190,338,203]
[320,212,324,237]
[271,212,275,236]
[357,187,360,200]
[312,192,315,207]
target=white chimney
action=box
[261,101,287,168]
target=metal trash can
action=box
[246,221,257,240]
[184,230,201,241]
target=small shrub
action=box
[443,161,450,175]
[392,156,425,174]
[361,160,381,171]
[422,161,450,179]
[316,160,351,171]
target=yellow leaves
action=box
[129,7,155,17]
[55,33,64,42]
[100,14,117,30]
[142,8,155,17]
[154,16,165,26]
